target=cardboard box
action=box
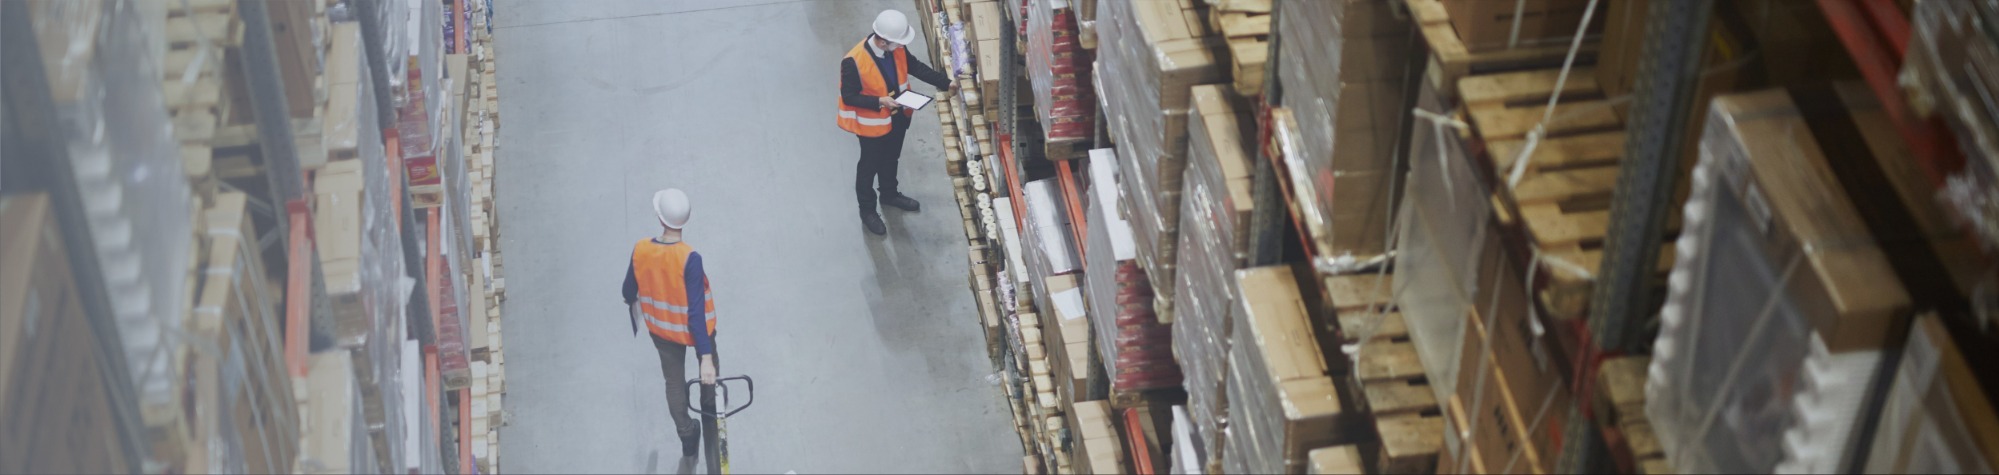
[1441,0,1603,53]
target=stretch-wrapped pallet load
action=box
[30,2,199,448]
[190,193,302,474]
[298,350,378,474]
[352,52,417,474]
[1224,268,1350,474]
[1907,0,1999,250]
[1863,314,1999,473]
[1084,150,1183,396]
[1026,0,1094,147]
[0,195,136,474]
[1647,90,1911,474]
[1096,0,1227,309]
[1172,85,1256,458]
[1438,0,1601,52]
[1273,0,1417,261]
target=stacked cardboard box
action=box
[1084,150,1182,397]
[1170,85,1257,460]
[297,351,375,474]
[1648,90,1911,474]
[1073,401,1129,474]
[0,194,137,474]
[1438,0,1602,53]
[1223,268,1355,474]
[1272,0,1418,262]
[1025,0,1094,151]
[1096,0,1228,314]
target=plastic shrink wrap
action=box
[1861,314,1999,474]
[1223,268,1349,474]
[1647,90,1909,474]
[1273,0,1417,263]
[1095,0,1226,315]
[1025,0,1093,144]
[1905,0,1999,251]
[1170,84,1256,465]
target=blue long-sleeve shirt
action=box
[623,242,715,356]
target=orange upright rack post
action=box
[1056,160,1088,261]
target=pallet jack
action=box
[685,375,754,474]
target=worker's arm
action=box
[685,252,714,357]
[905,55,952,90]
[839,58,884,110]
[624,259,641,335]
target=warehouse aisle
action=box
[490,1,1020,473]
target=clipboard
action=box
[894,90,934,111]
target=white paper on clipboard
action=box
[895,90,933,110]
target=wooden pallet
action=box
[1404,0,1600,104]
[1323,273,1446,475]
[1596,356,1671,475]
[1201,0,1270,97]
[1459,68,1677,322]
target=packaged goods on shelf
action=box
[1907,0,1999,250]
[1169,405,1202,474]
[30,1,200,431]
[1023,179,1081,277]
[1072,401,1127,473]
[0,194,135,474]
[1648,90,1912,474]
[298,350,376,474]
[325,23,365,161]
[1437,0,1603,53]
[1025,0,1094,148]
[1083,150,1183,399]
[1390,84,1488,405]
[1862,314,1999,473]
[1272,0,1418,261]
[190,192,303,474]
[1171,85,1255,457]
[1095,0,1227,300]
[1223,268,1352,474]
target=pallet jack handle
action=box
[684,375,755,418]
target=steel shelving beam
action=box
[0,1,147,469]
[1557,0,1717,472]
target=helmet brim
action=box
[885,25,916,45]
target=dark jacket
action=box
[841,40,952,131]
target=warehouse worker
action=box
[840,9,955,236]
[622,188,718,458]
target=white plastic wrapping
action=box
[1647,90,1908,474]
[1906,0,1999,250]
[32,0,197,428]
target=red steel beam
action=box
[1815,0,1963,183]
[1057,160,1087,262]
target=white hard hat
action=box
[873,10,916,45]
[653,189,691,229]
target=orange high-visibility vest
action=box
[837,39,910,137]
[631,240,716,345]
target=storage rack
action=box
[1,1,513,473]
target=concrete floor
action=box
[491,1,1020,473]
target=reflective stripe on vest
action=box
[836,39,909,137]
[631,239,718,346]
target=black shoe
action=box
[861,212,888,235]
[681,434,699,457]
[882,194,921,212]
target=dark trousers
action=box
[653,338,717,441]
[855,124,909,212]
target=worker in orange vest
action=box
[623,188,718,458]
[839,9,954,236]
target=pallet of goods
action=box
[1401,0,1602,102]
[1594,356,1669,475]
[1167,85,1256,466]
[1647,89,1912,474]
[1221,268,1363,474]
[1083,149,1183,409]
[1095,0,1227,321]
[0,195,138,474]
[1268,0,1418,273]
[1905,0,1999,250]
[1024,0,1095,159]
